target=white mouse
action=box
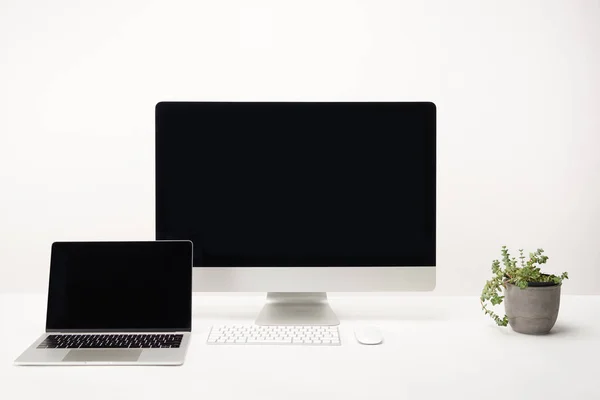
[354,326,383,345]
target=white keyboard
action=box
[207,325,341,345]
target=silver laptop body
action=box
[15,332,191,366]
[15,241,193,366]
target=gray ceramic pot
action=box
[504,281,561,334]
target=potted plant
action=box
[481,246,569,334]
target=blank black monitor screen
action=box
[156,102,435,267]
[46,241,192,331]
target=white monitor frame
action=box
[193,266,435,292]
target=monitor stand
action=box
[255,292,340,326]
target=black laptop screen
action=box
[46,242,192,332]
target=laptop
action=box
[14,241,193,366]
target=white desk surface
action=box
[1,294,598,400]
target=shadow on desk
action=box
[192,302,450,322]
[536,324,593,339]
[489,323,593,340]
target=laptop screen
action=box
[46,241,192,332]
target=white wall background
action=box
[1,0,599,294]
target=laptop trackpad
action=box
[63,350,142,362]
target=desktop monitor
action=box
[156,101,436,325]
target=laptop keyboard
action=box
[37,334,183,349]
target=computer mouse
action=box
[354,326,383,345]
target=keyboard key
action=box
[266,338,292,343]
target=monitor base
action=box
[255,292,340,326]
